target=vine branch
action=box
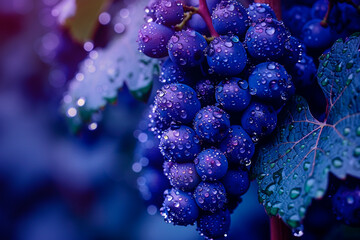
[270,217,292,240]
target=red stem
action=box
[320,0,335,27]
[197,0,219,37]
[270,217,292,240]
[254,0,282,20]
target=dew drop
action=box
[290,188,301,199]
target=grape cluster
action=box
[283,0,360,55]
[135,0,359,238]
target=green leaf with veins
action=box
[253,34,360,229]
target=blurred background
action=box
[0,0,359,240]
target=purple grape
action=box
[215,78,251,112]
[161,188,199,226]
[155,0,184,27]
[194,181,227,212]
[194,148,228,182]
[247,3,277,23]
[154,83,201,126]
[193,106,231,144]
[280,36,304,67]
[159,125,201,163]
[211,0,250,38]
[168,29,207,68]
[206,35,248,76]
[144,0,160,22]
[332,185,360,227]
[164,161,201,191]
[283,6,312,38]
[248,62,295,105]
[186,0,220,12]
[187,13,210,36]
[221,168,250,196]
[197,209,231,239]
[159,58,193,85]
[138,22,174,58]
[289,53,317,90]
[301,19,335,51]
[240,101,277,142]
[245,18,290,61]
[148,104,172,136]
[219,125,254,166]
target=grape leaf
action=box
[253,34,360,229]
[62,0,159,130]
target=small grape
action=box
[194,148,228,182]
[164,161,201,191]
[168,29,207,68]
[159,125,201,163]
[187,13,210,36]
[240,101,277,142]
[138,22,174,58]
[212,0,250,38]
[311,0,329,20]
[154,83,201,126]
[289,53,317,90]
[248,62,295,104]
[245,18,290,61]
[197,209,231,239]
[144,0,160,22]
[215,78,251,112]
[339,3,360,32]
[280,36,304,67]
[159,58,193,85]
[221,168,250,196]
[247,3,276,23]
[155,0,184,27]
[161,188,199,226]
[283,6,312,38]
[193,106,231,144]
[219,125,254,166]
[148,104,172,136]
[186,0,220,12]
[332,185,360,227]
[206,35,248,76]
[301,19,335,51]
[194,181,227,212]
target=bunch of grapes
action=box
[134,0,359,238]
[283,0,360,55]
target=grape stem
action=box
[177,0,219,37]
[321,0,360,27]
[270,217,292,240]
[175,11,195,31]
[320,0,335,27]
[197,0,219,37]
